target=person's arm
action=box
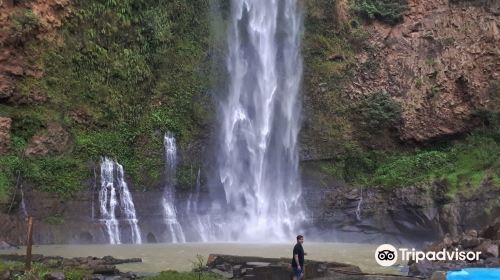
[294,254,301,269]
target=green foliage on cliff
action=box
[352,0,408,25]
[1,0,213,194]
[352,92,402,133]
[9,8,40,40]
[322,126,500,189]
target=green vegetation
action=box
[146,271,222,280]
[351,92,402,133]
[0,261,91,280]
[9,8,40,40]
[352,0,408,25]
[1,0,215,196]
[321,126,500,189]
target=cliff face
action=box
[0,0,498,244]
[0,0,70,106]
[348,0,499,142]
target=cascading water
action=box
[216,0,306,241]
[99,158,121,244]
[187,169,219,242]
[19,185,28,218]
[116,164,142,244]
[161,133,186,243]
[356,188,363,221]
[98,157,142,244]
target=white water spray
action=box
[161,133,186,243]
[216,0,306,241]
[98,157,142,244]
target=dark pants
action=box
[292,267,303,278]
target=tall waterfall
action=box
[217,0,305,241]
[98,157,142,244]
[161,133,186,243]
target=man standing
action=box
[291,235,305,280]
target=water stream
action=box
[98,157,142,244]
[161,133,186,243]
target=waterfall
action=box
[161,133,186,243]
[98,157,142,244]
[216,0,306,241]
[187,169,219,242]
[355,188,363,221]
[19,185,28,218]
[116,164,142,244]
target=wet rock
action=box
[481,218,500,240]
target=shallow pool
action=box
[1,242,405,274]
[447,268,500,280]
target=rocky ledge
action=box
[409,218,500,277]
[205,254,424,280]
[0,254,141,279]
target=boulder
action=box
[481,218,500,240]
[475,241,499,259]
[460,236,481,249]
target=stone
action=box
[465,229,478,238]
[461,236,481,249]
[475,241,499,259]
[0,240,17,250]
[246,262,270,267]
[0,117,11,155]
[211,268,233,278]
[430,271,446,280]
[24,123,70,157]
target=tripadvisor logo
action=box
[375,244,482,267]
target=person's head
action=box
[296,235,304,244]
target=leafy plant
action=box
[352,0,408,25]
[352,92,402,133]
[10,8,40,40]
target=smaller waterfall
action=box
[355,188,363,221]
[98,157,142,244]
[116,164,142,244]
[161,133,186,243]
[187,169,217,242]
[19,185,28,218]
[99,158,120,244]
